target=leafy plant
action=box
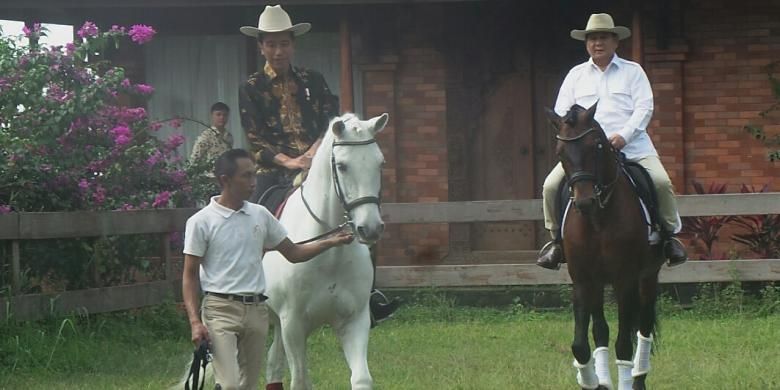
[0,22,209,292]
[679,181,733,259]
[744,61,780,162]
[730,184,780,259]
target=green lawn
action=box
[1,293,779,389]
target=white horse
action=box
[263,112,389,390]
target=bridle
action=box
[556,127,622,209]
[297,137,382,242]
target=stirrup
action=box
[665,237,688,267]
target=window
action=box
[39,23,74,47]
[0,19,28,47]
[0,20,73,48]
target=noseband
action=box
[300,138,382,232]
[331,139,382,212]
[556,127,621,209]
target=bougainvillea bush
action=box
[0,23,211,292]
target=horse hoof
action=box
[266,383,284,390]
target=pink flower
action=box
[0,205,12,214]
[118,203,134,211]
[152,191,171,208]
[169,118,183,128]
[135,84,154,95]
[109,25,126,34]
[146,150,162,166]
[78,179,89,191]
[111,125,131,136]
[117,107,146,122]
[149,122,162,132]
[114,134,131,146]
[128,25,156,44]
[110,125,132,146]
[77,21,99,39]
[169,170,187,184]
[165,133,186,149]
[22,23,40,38]
[93,185,106,204]
[121,78,131,88]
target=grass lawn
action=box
[1,292,779,389]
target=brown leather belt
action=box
[205,291,268,304]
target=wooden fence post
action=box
[161,233,172,282]
[11,240,20,295]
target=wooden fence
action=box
[1,193,779,320]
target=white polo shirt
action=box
[554,54,657,161]
[183,196,287,295]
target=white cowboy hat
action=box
[240,5,311,38]
[570,13,631,41]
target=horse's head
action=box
[328,113,389,245]
[546,103,613,214]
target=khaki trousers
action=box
[201,294,269,390]
[542,155,681,236]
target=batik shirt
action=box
[190,126,234,167]
[239,62,339,174]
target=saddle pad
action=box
[557,163,661,244]
[561,194,659,244]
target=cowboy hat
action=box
[570,13,631,41]
[240,5,311,38]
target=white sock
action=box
[574,358,599,389]
[632,331,653,376]
[616,360,634,390]
[593,347,613,389]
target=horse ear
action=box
[332,120,345,137]
[545,108,561,132]
[370,113,389,135]
[586,101,598,121]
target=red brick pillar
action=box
[645,44,689,193]
[360,59,406,265]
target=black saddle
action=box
[258,184,295,218]
[555,159,661,238]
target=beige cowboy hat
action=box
[570,13,631,41]
[240,5,311,38]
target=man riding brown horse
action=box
[537,13,688,271]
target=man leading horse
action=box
[537,13,688,270]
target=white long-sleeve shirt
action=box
[554,54,657,160]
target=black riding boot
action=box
[665,235,688,267]
[536,232,565,270]
[369,245,401,327]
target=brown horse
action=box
[547,104,664,390]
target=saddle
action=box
[556,159,661,239]
[258,184,294,218]
[257,171,307,218]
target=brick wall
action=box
[359,15,449,266]
[643,0,780,259]
[645,0,780,194]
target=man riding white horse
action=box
[537,13,688,271]
[238,5,399,325]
